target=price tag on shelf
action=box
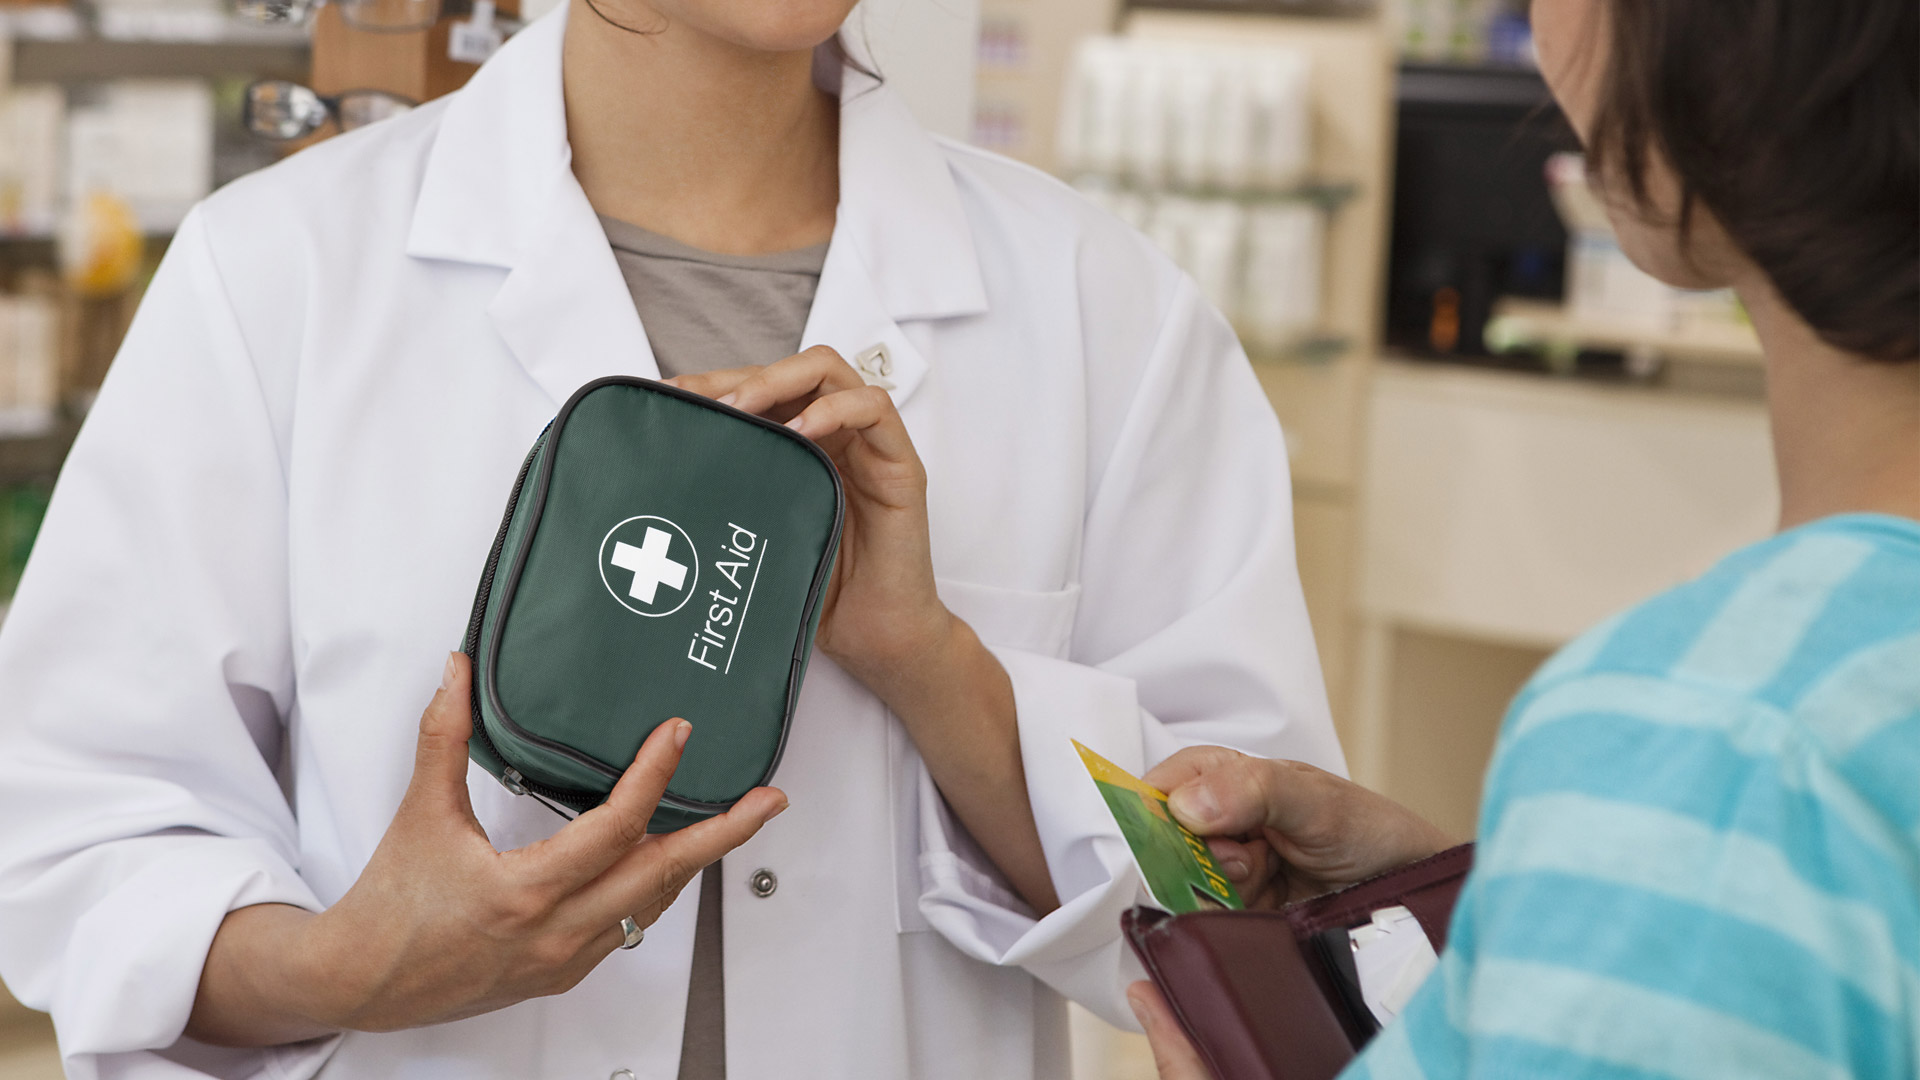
[448,0,504,65]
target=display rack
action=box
[2,4,309,84]
[1117,6,1395,771]
[1484,296,1764,371]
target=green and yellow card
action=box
[1075,740,1243,914]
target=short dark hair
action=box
[1585,0,1918,362]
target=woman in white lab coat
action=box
[0,0,1343,1075]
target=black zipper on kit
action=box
[460,426,597,816]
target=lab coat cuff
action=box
[914,646,1157,1027]
[51,836,328,1066]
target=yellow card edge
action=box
[1073,739,1169,801]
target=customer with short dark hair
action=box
[1130,0,1920,1074]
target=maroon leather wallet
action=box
[1123,843,1474,1080]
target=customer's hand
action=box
[1129,981,1215,1080]
[187,652,787,1046]
[1145,746,1452,908]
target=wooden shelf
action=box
[2,6,309,82]
[0,420,79,485]
[1485,296,1764,368]
[11,35,309,83]
[1126,0,1376,18]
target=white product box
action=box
[1059,36,1313,193]
[0,86,66,237]
[0,294,61,434]
[1241,201,1324,351]
[67,80,214,234]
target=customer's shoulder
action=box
[1522,514,1920,704]
[1491,515,1920,842]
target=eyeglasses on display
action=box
[233,0,443,34]
[243,81,417,141]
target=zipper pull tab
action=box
[500,767,529,797]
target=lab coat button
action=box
[748,868,777,898]
[609,1071,636,1080]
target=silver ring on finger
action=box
[619,916,645,950]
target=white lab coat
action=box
[0,8,1342,1078]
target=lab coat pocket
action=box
[935,578,1082,660]
[890,579,1081,936]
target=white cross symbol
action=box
[608,527,688,605]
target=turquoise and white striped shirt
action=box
[1349,514,1920,1080]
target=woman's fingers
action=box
[783,384,918,462]
[661,368,761,403]
[525,718,691,894]
[718,346,865,418]
[572,785,788,932]
[406,652,480,820]
[1128,981,1216,1080]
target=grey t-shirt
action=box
[600,215,827,1080]
[602,214,828,378]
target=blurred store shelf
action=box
[1127,0,1376,17]
[0,419,79,484]
[1484,296,1764,370]
[3,5,309,83]
[1248,332,1350,366]
[12,34,308,83]
[1078,177,1361,211]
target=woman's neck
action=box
[1738,274,1920,531]
[561,0,839,255]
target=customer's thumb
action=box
[1170,755,1323,841]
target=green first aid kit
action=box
[462,376,844,831]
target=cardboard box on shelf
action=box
[309,0,519,108]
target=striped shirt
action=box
[1349,513,1920,1080]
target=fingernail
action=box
[674,720,691,749]
[1126,989,1149,1027]
[441,652,458,692]
[784,416,805,432]
[1221,856,1248,879]
[772,794,790,817]
[1169,785,1219,825]
[717,392,736,407]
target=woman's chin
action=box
[650,0,857,56]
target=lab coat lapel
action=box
[800,232,929,402]
[407,9,989,408]
[802,63,987,406]
[486,181,660,406]
[405,4,656,407]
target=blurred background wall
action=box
[0,0,1777,1074]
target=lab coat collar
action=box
[405,3,990,324]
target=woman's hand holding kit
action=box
[186,652,787,1046]
[667,347,1062,914]
[666,345,949,699]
